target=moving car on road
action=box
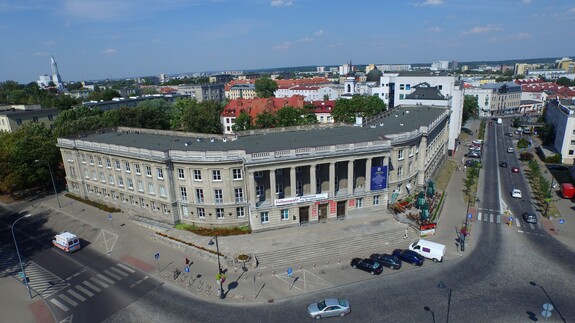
[522,212,538,224]
[350,258,383,275]
[500,162,508,168]
[511,189,522,198]
[370,253,402,270]
[392,249,424,266]
[308,298,351,319]
[511,167,519,173]
[507,147,514,153]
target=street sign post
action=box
[287,267,293,278]
[155,253,160,272]
[108,213,113,231]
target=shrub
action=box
[174,223,252,236]
[520,152,534,161]
[64,194,121,212]
[517,138,529,149]
[545,154,562,164]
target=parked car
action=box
[500,162,508,168]
[350,258,383,275]
[511,189,522,198]
[465,152,481,158]
[522,212,538,224]
[505,132,514,137]
[308,298,351,319]
[511,167,520,173]
[465,160,481,167]
[392,249,424,266]
[370,253,402,270]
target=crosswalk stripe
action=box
[97,273,115,285]
[82,280,101,292]
[89,277,108,289]
[75,285,94,297]
[116,263,135,273]
[104,269,122,280]
[110,266,129,277]
[478,212,482,221]
[517,220,522,228]
[67,289,86,302]
[496,214,501,224]
[50,298,69,312]
[490,214,494,222]
[59,294,78,307]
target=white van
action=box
[409,239,446,262]
[53,232,81,253]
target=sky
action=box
[1,0,574,84]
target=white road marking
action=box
[97,273,115,285]
[117,263,135,273]
[83,280,101,292]
[75,285,94,297]
[50,298,69,312]
[490,213,494,222]
[104,269,122,281]
[496,214,501,224]
[59,294,78,307]
[90,277,108,289]
[67,289,86,302]
[478,212,482,221]
[110,266,129,277]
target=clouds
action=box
[462,24,504,35]
[102,48,118,55]
[272,42,292,50]
[270,0,293,8]
[314,29,324,36]
[416,0,444,6]
[426,26,443,32]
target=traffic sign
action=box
[543,303,554,311]
[468,213,472,219]
[155,253,160,259]
[508,217,513,222]
[108,213,112,220]
[185,266,190,273]
[559,219,565,224]
[287,267,293,277]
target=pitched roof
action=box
[221,95,306,118]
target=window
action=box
[276,183,284,195]
[296,166,302,173]
[399,94,405,99]
[162,204,169,214]
[115,160,121,170]
[181,205,189,217]
[236,207,245,218]
[214,189,223,204]
[89,155,94,165]
[260,212,269,223]
[159,185,167,197]
[193,170,202,181]
[146,166,152,177]
[232,168,242,180]
[281,209,289,220]
[409,147,414,157]
[197,208,205,218]
[296,181,303,196]
[130,195,135,205]
[356,198,364,208]
[92,171,97,181]
[569,150,574,156]
[157,168,163,179]
[120,193,125,202]
[151,201,157,211]
[97,157,102,167]
[397,166,403,179]
[316,178,321,194]
[234,188,244,202]
[275,169,283,175]
[256,185,264,197]
[135,164,141,174]
[125,162,131,172]
[148,183,155,195]
[137,180,144,192]
[139,198,145,208]
[255,171,263,178]
[81,154,86,164]
[102,188,108,197]
[106,158,111,168]
[398,149,404,160]
[196,189,204,203]
[84,170,89,179]
[109,175,115,185]
[180,187,188,201]
[373,195,380,206]
[178,168,185,179]
[216,208,224,219]
[100,172,106,183]
[571,140,575,145]
[212,170,222,181]
[128,179,134,189]
[86,184,91,193]
[118,176,124,187]
[400,84,405,90]
[406,84,411,90]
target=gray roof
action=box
[69,106,446,154]
[405,87,446,100]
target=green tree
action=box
[180,99,223,134]
[255,110,278,128]
[276,106,303,127]
[462,95,478,126]
[332,95,387,123]
[539,123,555,145]
[556,77,574,87]
[254,77,278,98]
[232,111,253,132]
[53,106,105,136]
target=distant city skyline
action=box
[1,0,574,84]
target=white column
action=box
[365,157,372,193]
[248,171,256,206]
[310,164,316,194]
[418,137,427,186]
[290,167,297,197]
[269,169,276,205]
[329,162,336,197]
[347,160,354,195]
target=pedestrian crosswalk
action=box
[476,211,543,231]
[48,262,143,313]
[0,247,69,298]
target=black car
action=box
[392,249,424,266]
[370,253,402,270]
[350,258,383,275]
[522,212,538,224]
[465,160,481,167]
[500,162,508,168]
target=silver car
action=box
[308,298,351,319]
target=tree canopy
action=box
[332,95,387,123]
[462,95,478,126]
[254,77,278,98]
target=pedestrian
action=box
[464,165,467,172]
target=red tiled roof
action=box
[221,95,306,118]
[308,100,336,113]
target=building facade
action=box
[0,105,58,132]
[544,99,575,164]
[58,105,450,232]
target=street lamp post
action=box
[209,236,224,299]
[35,159,60,208]
[12,214,33,299]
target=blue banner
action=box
[370,166,388,190]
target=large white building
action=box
[464,82,522,117]
[544,99,575,164]
[57,105,450,232]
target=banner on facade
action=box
[370,166,388,191]
[275,193,329,206]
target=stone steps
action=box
[254,226,413,269]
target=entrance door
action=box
[318,204,328,222]
[337,201,346,219]
[299,207,309,224]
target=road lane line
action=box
[104,269,122,281]
[478,212,482,221]
[90,277,109,289]
[50,298,69,312]
[117,263,135,273]
[59,294,78,307]
[83,280,101,292]
[97,273,115,285]
[490,213,494,222]
[67,289,86,302]
[75,285,94,297]
[111,266,129,277]
[496,214,501,224]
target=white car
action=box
[511,189,522,198]
[507,147,514,153]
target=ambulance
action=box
[53,232,81,253]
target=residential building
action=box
[544,99,575,164]
[0,105,58,132]
[57,105,450,231]
[464,82,521,117]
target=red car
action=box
[511,167,519,173]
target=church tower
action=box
[51,56,64,92]
[343,59,357,96]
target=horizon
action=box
[1,0,574,84]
